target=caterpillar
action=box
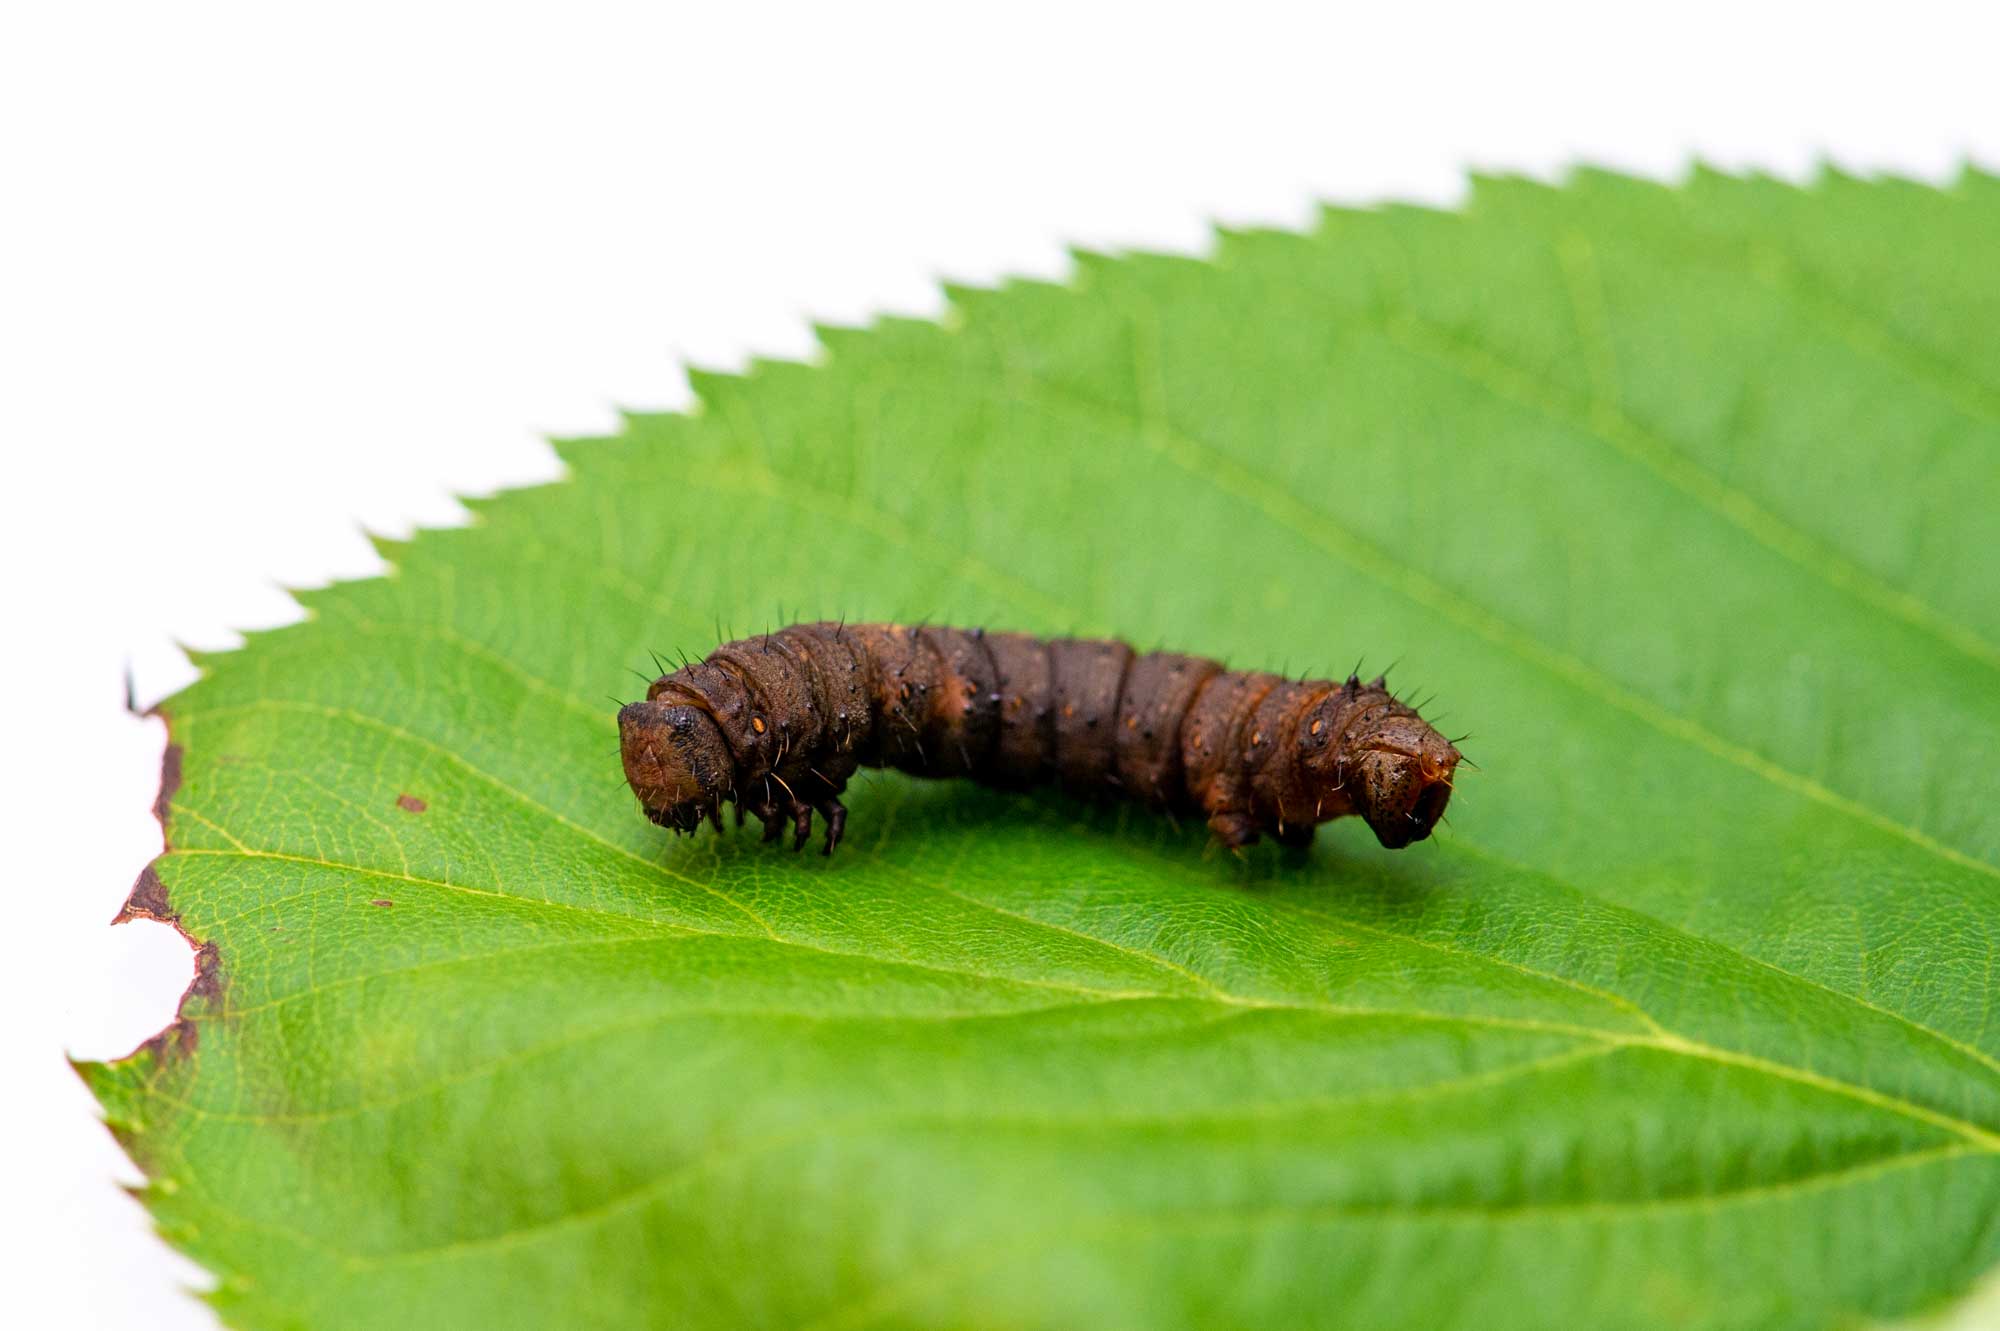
[619,623,1461,855]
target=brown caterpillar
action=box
[619,623,1461,855]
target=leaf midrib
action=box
[325,1110,1989,1278]
[800,1140,1988,1331]
[151,1073,1981,1279]
[160,826,2000,1156]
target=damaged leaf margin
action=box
[86,737,228,1145]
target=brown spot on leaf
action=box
[395,793,427,814]
[152,744,183,829]
[186,940,223,1003]
[137,1022,199,1064]
[114,864,177,928]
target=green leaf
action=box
[87,169,2000,1331]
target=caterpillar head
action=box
[619,701,733,834]
[1297,684,1460,849]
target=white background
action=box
[4,3,1995,1325]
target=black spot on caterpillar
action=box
[619,623,1462,855]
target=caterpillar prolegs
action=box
[618,623,1461,855]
